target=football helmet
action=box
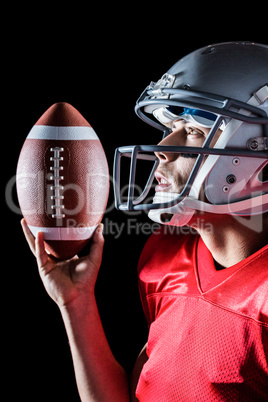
[113,42,268,227]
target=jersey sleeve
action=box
[137,227,172,326]
[137,232,160,326]
[137,227,198,326]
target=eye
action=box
[186,126,205,137]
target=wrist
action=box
[59,291,97,322]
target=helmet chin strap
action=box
[148,191,268,227]
[148,192,195,227]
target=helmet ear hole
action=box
[258,163,268,183]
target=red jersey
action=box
[136,228,268,401]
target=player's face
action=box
[154,119,221,194]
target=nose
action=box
[154,132,180,162]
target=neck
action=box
[190,213,268,269]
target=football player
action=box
[22,42,268,401]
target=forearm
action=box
[60,295,130,402]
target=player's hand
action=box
[21,218,104,308]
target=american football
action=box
[16,102,109,260]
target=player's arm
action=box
[21,219,130,402]
[60,287,130,402]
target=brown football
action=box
[17,102,109,259]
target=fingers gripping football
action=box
[21,218,105,307]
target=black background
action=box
[4,7,267,401]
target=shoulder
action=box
[137,225,199,280]
[137,226,199,324]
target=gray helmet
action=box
[114,42,268,227]
[169,42,267,102]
